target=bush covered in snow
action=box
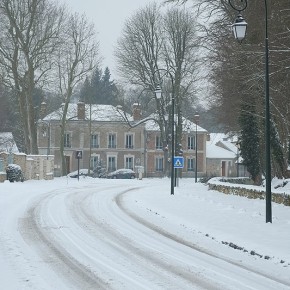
[6,164,24,182]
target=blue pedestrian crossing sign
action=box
[173,156,184,168]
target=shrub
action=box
[6,164,24,182]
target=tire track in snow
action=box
[19,188,111,290]
[66,186,215,290]
[17,182,290,290]
[115,188,290,290]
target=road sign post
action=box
[75,150,83,181]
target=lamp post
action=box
[229,0,272,223]
[236,142,240,177]
[155,85,175,195]
[194,113,199,183]
[41,121,51,160]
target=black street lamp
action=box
[229,0,272,223]
[236,142,240,178]
[155,85,175,195]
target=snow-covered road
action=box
[0,178,289,289]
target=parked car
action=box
[107,169,136,179]
[67,169,89,178]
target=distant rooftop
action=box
[43,103,133,122]
[145,114,208,132]
[0,132,19,153]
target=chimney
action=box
[40,102,47,119]
[77,102,85,120]
[132,103,141,121]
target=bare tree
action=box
[116,3,171,172]
[115,3,199,174]
[56,12,99,176]
[166,0,290,178]
[162,7,199,148]
[0,0,64,154]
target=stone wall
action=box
[208,179,290,207]
[28,155,54,180]
[0,172,6,182]
[0,152,54,182]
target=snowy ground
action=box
[0,177,289,290]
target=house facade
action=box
[38,102,146,176]
[38,102,208,178]
[144,118,207,178]
[206,133,248,178]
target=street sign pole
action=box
[173,157,184,187]
[75,150,83,181]
[77,158,80,181]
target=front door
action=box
[65,156,70,174]
[222,161,226,176]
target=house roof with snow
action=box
[43,103,133,123]
[145,114,208,133]
[206,133,238,160]
[206,142,236,159]
[0,132,19,153]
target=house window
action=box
[125,134,134,149]
[187,158,195,172]
[155,157,164,171]
[108,156,116,171]
[108,133,116,148]
[90,155,99,170]
[125,157,134,170]
[155,136,162,150]
[64,133,71,148]
[187,136,195,150]
[91,134,99,148]
[0,158,4,172]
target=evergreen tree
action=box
[79,77,93,103]
[101,67,118,105]
[239,99,262,185]
[90,67,102,103]
[79,66,119,105]
[270,119,287,178]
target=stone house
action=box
[144,117,208,178]
[38,102,209,178]
[38,102,146,176]
[206,133,248,178]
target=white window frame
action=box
[107,155,117,172]
[64,132,72,148]
[155,156,164,171]
[91,134,99,148]
[187,157,195,172]
[90,154,100,170]
[187,136,195,150]
[125,133,134,149]
[125,155,134,170]
[155,135,162,150]
[108,133,117,148]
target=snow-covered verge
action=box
[208,177,290,206]
[0,177,289,289]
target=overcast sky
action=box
[59,0,162,78]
